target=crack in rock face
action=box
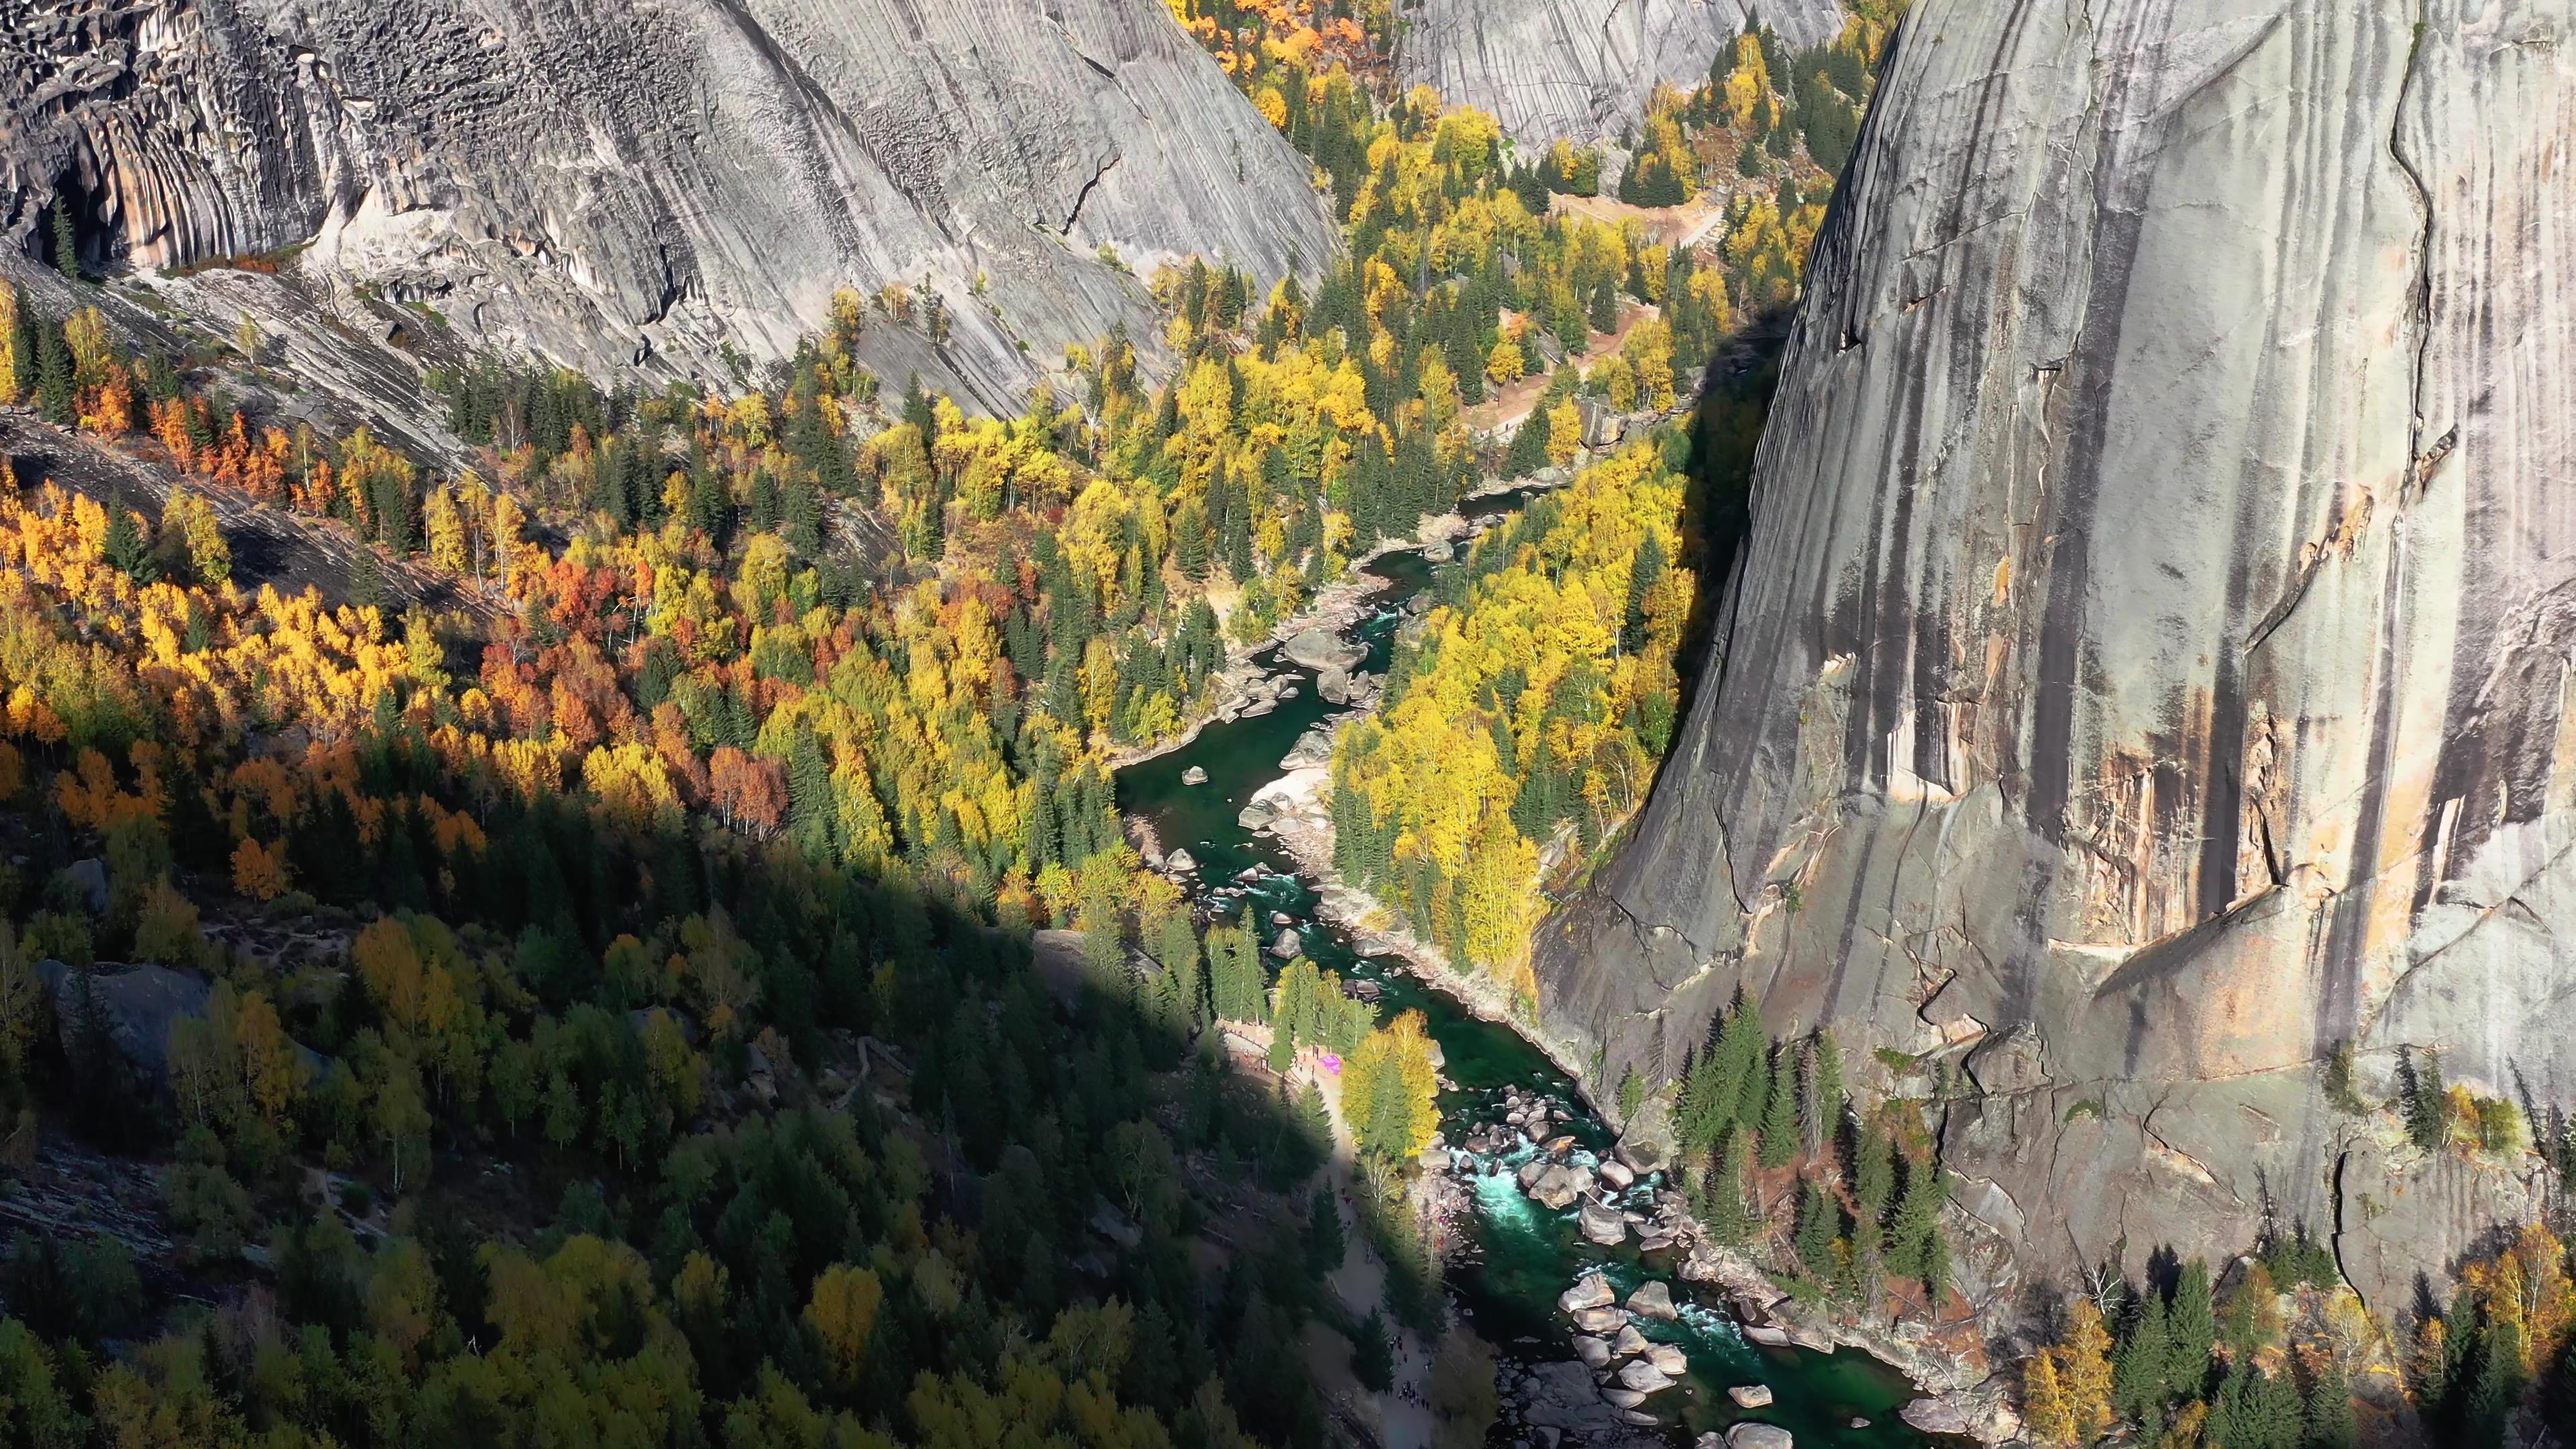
[0,0,1334,409]
[1534,0,2576,1320]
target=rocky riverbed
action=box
[1218,539,2020,1448]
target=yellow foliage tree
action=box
[805,1263,884,1387]
[231,837,290,900]
[1345,1010,1441,1161]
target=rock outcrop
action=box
[1393,0,1843,146]
[1536,0,2576,1315]
[1,0,1333,409]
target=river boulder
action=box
[1598,1158,1635,1190]
[1283,627,1364,673]
[1527,1164,1587,1210]
[1615,1359,1673,1393]
[1578,1199,1627,1245]
[1269,929,1300,958]
[1609,1324,1648,1358]
[1558,1273,1615,1313]
[1165,848,1195,873]
[1727,1427,1792,1449]
[1180,766,1208,786]
[1625,1281,1677,1321]
[1572,1335,1613,1368]
[1571,1307,1628,1334]
[1727,1385,1774,1408]
[1646,1344,1687,1376]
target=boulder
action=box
[1282,628,1364,674]
[1165,848,1196,873]
[1527,1164,1586,1210]
[1236,800,1275,828]
[1421,539,1454,564]
[1646,1344,1688,1376]
[1727,1385,1774,1409]
[1609,1324,1649,1358]
[63,859,108,914]
[1625,1280,1678,1321]
[1572,1334,1613,1368]
[1601,1387,1650,1410]
[1179,765,1208,786]
[1571,1307,1629,1334]
[1742,1325,1792,1347]
[1614,1359,1673,1393]
[1727,1427,1793,1449]
[36,960,211,1083]
[1579,1199,1627,1245]
[1316,665,1350,703]
[1599,1158,1636,1190]
[1558,1273,1615,1313]
[1269,928,1300,958]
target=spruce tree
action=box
[1699,1128,1753,1244]
[2114,1291,2176,1419]
[1758,1052,1799,1169]
[2169,1259,2219,1399]
[103,507,157,583]
[36,316,74,425]
[1307,1185,1346,1275]
[52,204,79,280]
[347,545,385,609]
[1792,1177,1837,1278]
[1852,1111,1896,1247]
[2304,1348,2357,1449]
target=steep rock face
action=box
[1,0,1332,407]
[1393,0,1843,146]
[1537,0,2575,1310]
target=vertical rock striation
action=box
[0,0,1334,407]
[1536,0,2576,1309]
[1393,0,1844,148]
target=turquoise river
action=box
[1116,493,1939,1448]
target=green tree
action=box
[1350,1310,1394,1392]
[1757,1051,1799,1169]
[1307,1187,1346,1276]
[52,205,78,281]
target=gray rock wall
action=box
[1,0,1334,409]
[1536,0,2576,1313]
[1394,0,1844,148]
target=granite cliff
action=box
[1393,0,1843,146]
[1,0,1333,411]
[1536,0,2576,1316]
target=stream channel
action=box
[1116,490,1935,1448]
